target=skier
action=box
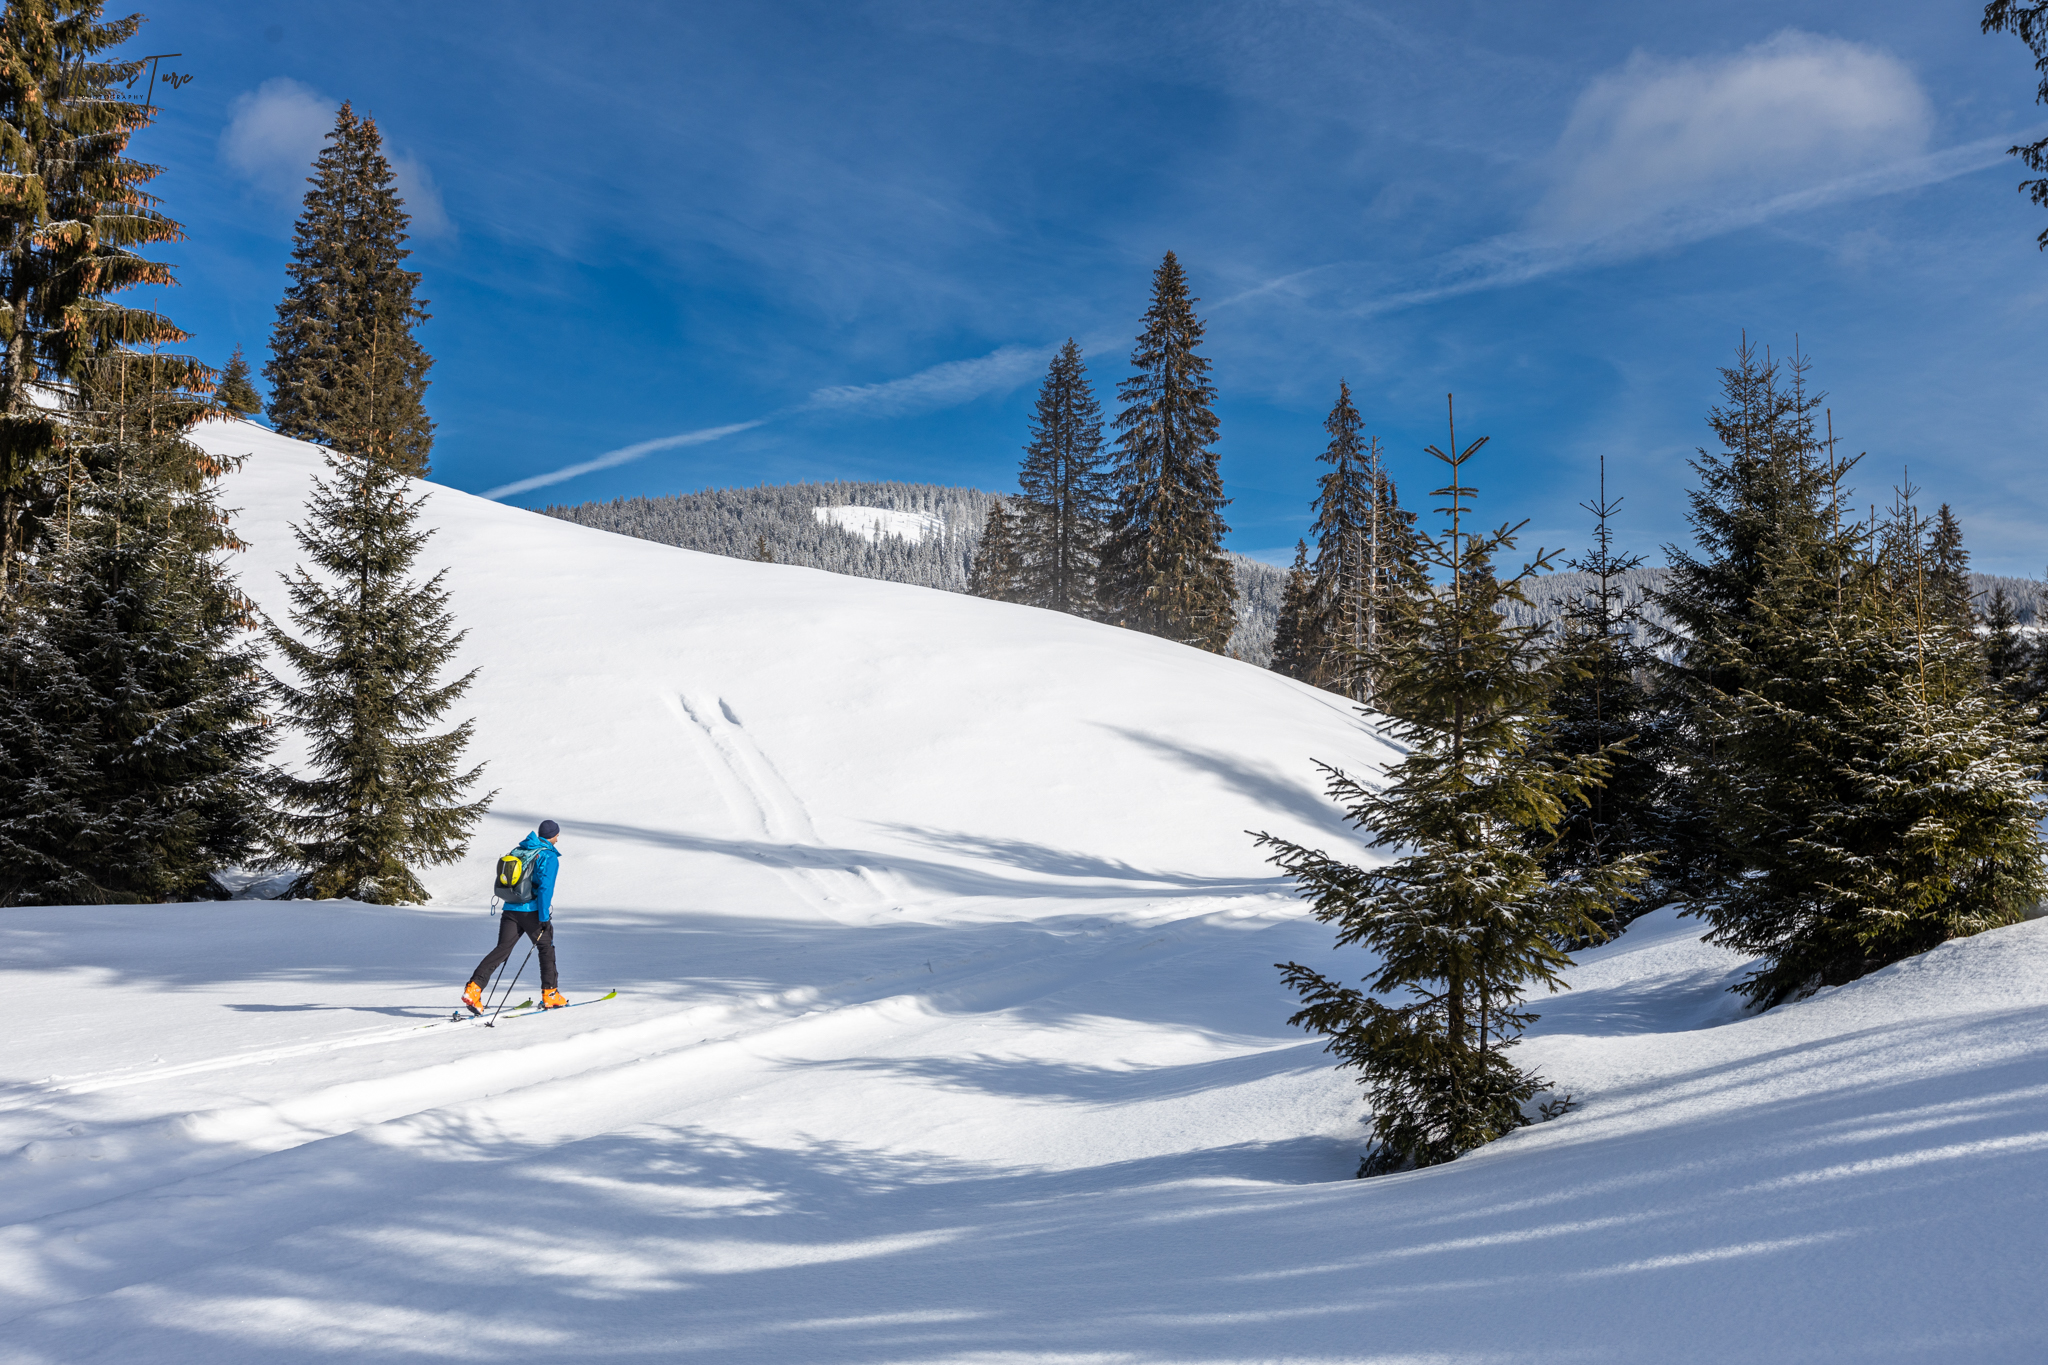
[462,819,566,1014]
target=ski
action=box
[485,989,618,1025]
[426,998,531,1028]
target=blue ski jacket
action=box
[514,831,560,922]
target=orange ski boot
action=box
[460,981,483,1016]
[542,988,567,1010]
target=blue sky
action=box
[139,0,2048,572]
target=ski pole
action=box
[486,945,534,1028]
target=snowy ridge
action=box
[1,418,2045,1362]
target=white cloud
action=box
[1531,31,1932,247]
[482,421,765,500]
[220,77,336,203]
[391,153,453,239]
[1221,33,2008,319]
[803,344,1049,416]
[222,78,453,237]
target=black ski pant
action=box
[469,909,558,991]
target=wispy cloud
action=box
[391,153,454,239]
[802,343,1050,416]
[481,421,765,499]
[1530,31,1931,243]
[1372,134,2016,315]
[1223,32,2007,319]
[483,343,1063,501]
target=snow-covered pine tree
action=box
[0,353,273,905]
[265,103,433,477]
[1653,340,1863,914]
[1269,540,1325,684]
[1710,486,2047,1005]
[264,447,491,903]
[1257,399,1650,1174]
[0,0,180,597]
[968,497,1025,602]
[1100,253,1237,650]
[1538,454,1676,929]
[1015,339,1109,616]
[217,345,262,417]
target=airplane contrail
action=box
[481,420,766,500]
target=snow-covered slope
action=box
[4,420,2047,1363]
[812,503,947,544]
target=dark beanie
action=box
[538,819,560,839]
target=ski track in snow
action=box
[670,690,900,915]
[5,420,2047,1363]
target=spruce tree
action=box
[1309,383,1373,699]
[1653,341,1862,910]
[1015,339,1110,615]
[217,345,263,417]
[1308,382,1423,703]
[0,354,272,905]
[0,0,181,597]
[0,3,273,905]
[265,103,434,476]
[1707,487,2046,1004]
[1982,585,2034,689]
[1100,252,1237,650]
[1928,503,1973,630]
[1539,454,1676,927]
[1269,540,1326,685]
[264,450,491,903]
[1983,1,2048,248]
[968,498,1025,602]
[1257,399,1650,1174]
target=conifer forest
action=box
[7,4,2048,1358]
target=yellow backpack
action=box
[492,845,543,904]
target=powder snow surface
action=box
[812,503,946,544]
[3,420,2045,1362]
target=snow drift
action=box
[2,419,2046,1363]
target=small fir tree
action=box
[264,449,491,903]
[217,345,263,417]
[968,498,1025,602]
[1099,252,1237,650]
[1015,339,1110,615]
[752,533,774,563]
[1257,399,1650,1174]
[266,102,434,476]
[1269,540,1326,685]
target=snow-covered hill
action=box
[4,419,2047,1362]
